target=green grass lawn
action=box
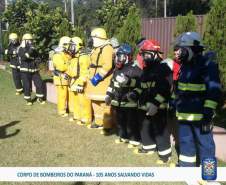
[0,70,225,185]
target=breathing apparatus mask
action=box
[25,40,33,48]
[174,46,193,64]
[115,52,128,69]
[174,45,204,64]
[174,32,204,64]
[68,42,77,56]
[9,39,18,45]
[141,51,160,67]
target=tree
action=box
[0,1,5,15]
[134,0,165,18]
[168,0,211,16]
[174,11,197,37]
[167,11,197,58]
[133,0,211,18]
[73,0,103,40]
[96,0,136,38]
[117,6,141,48]
[74,0,102,27]
[1,0,37,35]
[37,0,64,9]
[24,4,73,60]
[1,0,74,62]
[204,0,226,89]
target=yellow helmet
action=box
[9,33,18,40]
[58,36,71,48]
[91,28,107,39]
[71,36,83,51]
[22,33,33,40]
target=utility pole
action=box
[64,0,67,13]
[71,0,74,27]
[5,0,8,9]
[0,23,3,61]
[164,0,167,18]
[5,0,8,30]
[155,0,158,17]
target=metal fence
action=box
[141,15,205,58]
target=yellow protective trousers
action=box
[70,92,92,125]
[68,88,74,113]
[56,85,68,115]
[92,100,113,128]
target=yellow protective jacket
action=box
[66,52,90,91]
[86,43,113,101]
[52,52,71,86]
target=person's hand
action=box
[146,103,158,116]
[105,95,112,105]
[61,73,69,80]
[76,85,84,93]
[127,91,138,102]
[115,73,129,86]
[202,108,214,133]
[90,73,103,86]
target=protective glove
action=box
[91,73,103,86]
[61,73,70,80]
[146,103,158,116]
[115,73,129,86]
[202,108,214,133]
[25,53,30,58]
[75,85,84,93]
[105,95,112,105]
[201,120,214,133]
[127,91,139,102]
[53,70,60,76]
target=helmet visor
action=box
[115,53,127,68]
[142,51,155,61]
[68,43,77,55]
[116,53,127,63]
[9,39,18,45]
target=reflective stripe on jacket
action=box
[175,54,221,123]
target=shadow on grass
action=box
[72,183,101,185]
[43,78,53,83]
[72,182,85,185]
[212,131,226,135]
[0,121,20,139]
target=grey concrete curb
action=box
[0,64,6,70]
[213,126,226,162]
[45,82,57,104]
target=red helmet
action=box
[140,39,162,53]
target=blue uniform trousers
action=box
[178,123,215,167]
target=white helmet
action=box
[175,32,204,47]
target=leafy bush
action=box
[174,11,197,37]
[96,0,136,38]
[204,0,226,90]
[117,6,141,48]
[1,0,74,62]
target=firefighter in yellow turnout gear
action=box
[86,28,114,133]
[52,36,72,117]
[66,37,92,125]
